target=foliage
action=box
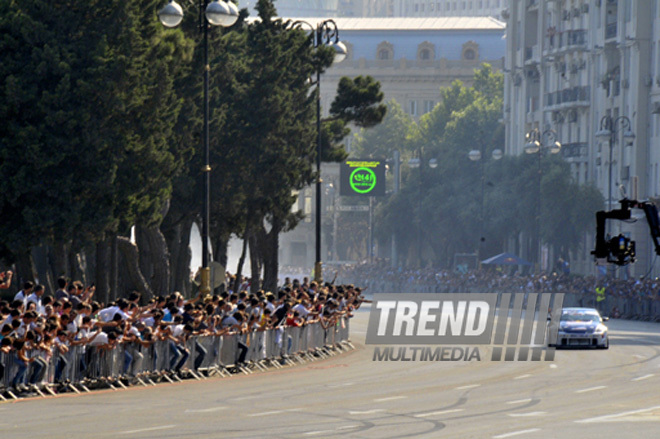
[356,64,603,268]
[0,0,186,262]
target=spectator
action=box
[14,281,34,307]
[0,270,13,289]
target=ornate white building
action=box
[503,0,660,277]
[238,0,507,18]
[361,0,507,17]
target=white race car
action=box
[552,307,609,349]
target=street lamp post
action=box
[294,20,347,284]
[468,145,503,267]
[158,0,238,295]
[524,128,561,271]
[595,115,635,217]
[408,150,437,268]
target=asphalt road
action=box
[2,306,660,439]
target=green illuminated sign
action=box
[340,159,386,197]
[349,167,377,194]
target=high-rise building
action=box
[503,0,660,277]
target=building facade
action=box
[362,0,507,18]
[278,16,506,269]
[504,0,660,277]
[238,0,507,19]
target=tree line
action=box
[346,64,604,268]
[0,0,385,301]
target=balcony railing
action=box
[561,142,588,159]
[545,85,590,107]
[546,29,587,52]
[566,29,587,46]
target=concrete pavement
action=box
[2,306,660,438]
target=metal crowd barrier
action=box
[0,317,353,398]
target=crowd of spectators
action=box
[335,261,660,304]
[0,272,367,394]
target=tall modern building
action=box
[503,0,660,277]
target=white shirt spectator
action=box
[292,303,310,318]
[26,293,43,314]
[98,306,129,322]
[66,321,78,335]
[220,315,238,328]
[87,332,109,346]
[14,290,28,306]
[172,324,185,337]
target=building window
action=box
[430,2,434,11]
[410,101,418,116]
[304,193,312,222]
[377,41,394,61]
[415,3,419,12]
[417,42,435,61]
[462,41,479,60]
[421,3,425,12]
[423,100,435,113]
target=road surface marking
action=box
[185,406,227,413]
[633,354,647,359]
[374,396,408,402]
[233,395,261,401]
[119,425,176,435]
[549,364,558,369]
[414,409,465,418]
[493,428,541,438]
[327,382,354,388]
[349,409,385,415]
[508,411,547,417]
[506,398,532,405]
[514,374,532,380]
[456,384,481,390]
[631,374,655,382]
[575,386,607,394]
[248,410,283,417]
[305,424,361,436]
[575,405,660,423]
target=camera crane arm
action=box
[592,199,660,266]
